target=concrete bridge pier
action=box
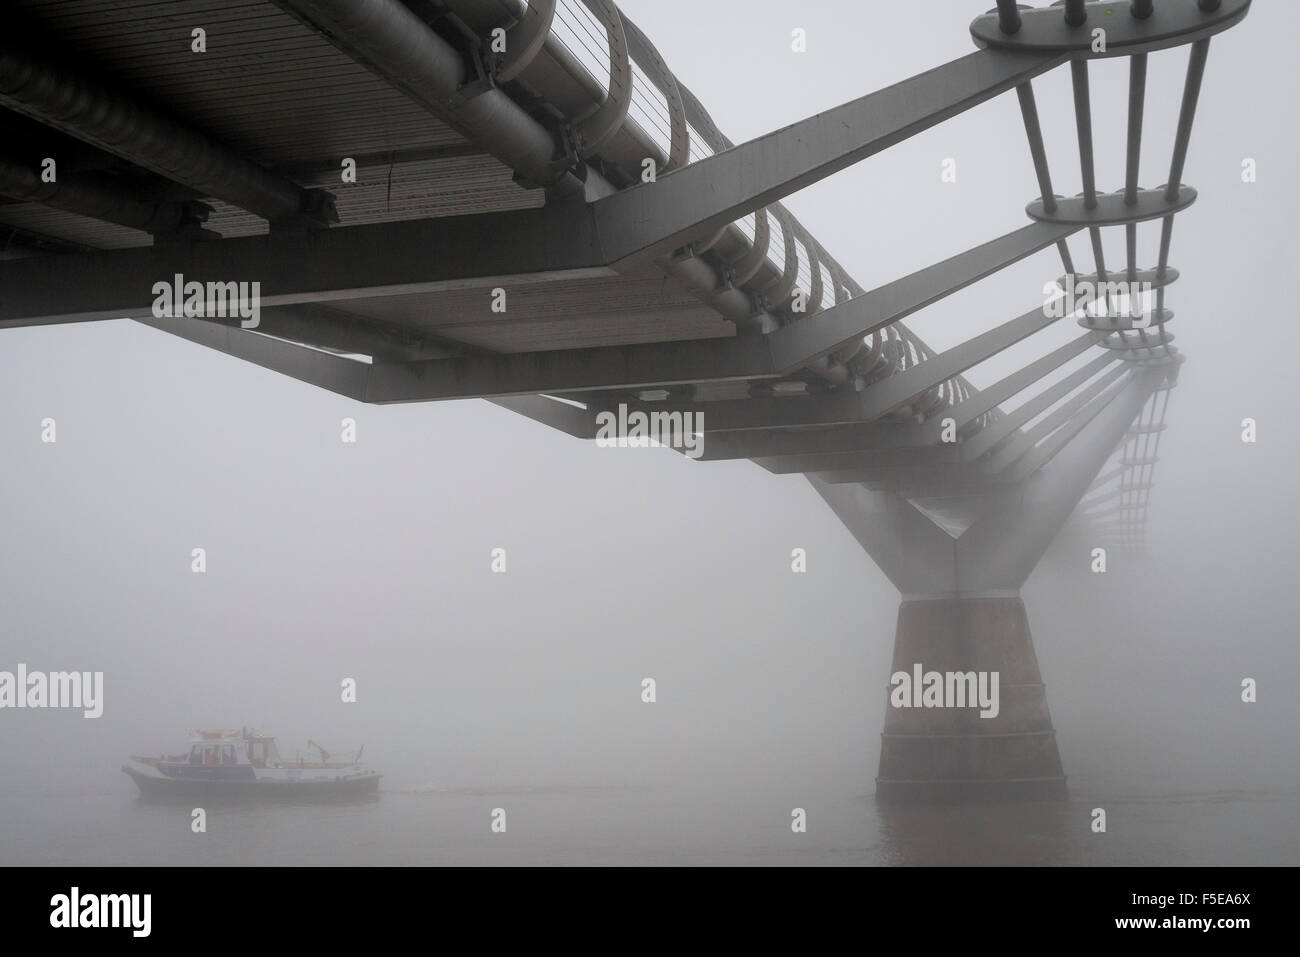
[811,370,1163,802]
[877,594,1064,803]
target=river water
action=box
[3,758,1295,866]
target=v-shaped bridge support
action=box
[809,370,1161,802]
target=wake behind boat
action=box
[122,728,380,800]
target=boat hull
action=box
[122,762,381,802]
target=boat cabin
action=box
[186,730,281,768]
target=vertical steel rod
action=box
[1167,39,1212,202]
[1016,82,1057,215]
[1124,54,1148,205]
[997,0,1023,33]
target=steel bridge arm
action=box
[953,369,1164,592]
[767,222,1078,371]
[134,314,370,400]
[364,220,1079,401]
[0,207,609,328]
[592,47,1070,264]
[961,352,1116,461]
[108,213,1078,401]
[485,395,598,439]
[806,478,960,596]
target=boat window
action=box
[189,745,202,765]
[221,745,236,765]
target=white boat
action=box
[122,728,380,800]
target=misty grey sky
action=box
[1,0,1296,812]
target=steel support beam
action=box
[766,223,1078,371]
[848,298,1072,424]
[953,370,1162,592]
[920,331,1099,443]
[1,208,1066,362]
[698,331,1109,462]
[133,314,369,400]
[368,334,776,401]
[83,216,1078,397]
[368,218,1072,399]
[804,370,1161,597]
[961,352,1116,460]
[984,364,1130,472]
[592,47,1070,264]
[485,395,596,439]
[0,206,608,327]
[810,468,1003,498]
[695,421,922,462]
[135,310,772,401]
[1005,372,1142,483]
[687,321,1093,457]
[757,445,960,476]
[611,391,871,434]
[807,479,961,596]
[574,325,1092,436]
[243,303,456,361]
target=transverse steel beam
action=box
[592,47,1070,264]
[0,207,609,327]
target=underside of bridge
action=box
[0,0,1250,800]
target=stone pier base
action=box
[875,596,1067,803]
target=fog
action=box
[1,0,1296,865]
